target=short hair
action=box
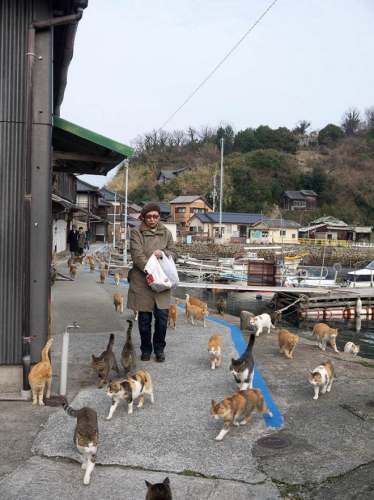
[72,225,77,228]
[79,227,83,230]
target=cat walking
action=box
[113,293,124,314]
[230,333,255,390]
[121,320,137,375]
[278,329,298,359]
[145,477,172,499]
[114,273,120,285]
[210,388,272,441]
[311,323,339,353]
[63,403,98,485]
[28,339,53,405]
[100,269,107,284]
[185,302,208,327]
[249,313,275,336]
[91,334,121,388]
[207,334,222,370]
[167,298,179,329]
[309,360,335,400]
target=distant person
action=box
[77,227,86,256]
[67,224,79,256]
[85,229,92,250]
[127,202,178,362]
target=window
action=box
[292,233,296,238]
[225,224,232,234]
[190,207,206,213]
[175,207,186,213]
[280,230,286,236]
[293,200,306,208]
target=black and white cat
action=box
[230,333,255,390]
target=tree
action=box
[364,106,374,130]
[292,120,311,135]
[318,124,344,146]
[341,107,362,135]
[233,128,260,153]
[215,125,235,154]
[267,127,298,154]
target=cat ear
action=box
[211,399,216,405]
[163,477,170,485]
[92,355,95,360]
[145,480,152,488]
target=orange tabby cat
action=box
[70,265,78,279]
[207,334,222,369]
[90,263,95,273]
[312,323,339,353]
[167,298,180,329]
[185,302,208,327]
[100,269,107,284]
[114,273,120,285]
[278,329,298,359]
[28,339,53,406]
[185,293,207,318]
[210,388,273,441]
[86,255,95,266]
[113,293,124,314]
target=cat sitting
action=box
[121,320,137,375]
[145,477,172,500]
[114,272,120,285]
[167,298,180,329]
[210,388,272,441]
[106,369,154,419]
[185,302,208,327]
[28,338,53,405]
[278,329,298,359]
[100,269,107,284]
[230,333,255,390]
[63,403,98,485]
[207,334,222,370]
[309,360,335,400]
[344,341,360,355]
[91,333,121,388]
[249,313,275,336]
[311,323,339,353]
[113,293,124,314]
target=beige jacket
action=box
[127,221,178,312]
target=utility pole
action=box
[218,138,224,240]
[123,161,129,265]
[212,173,217,212]
[113,189,117,248]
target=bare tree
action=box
[341,108,362,135]
[364,106,374,129]
[292,120,311,135]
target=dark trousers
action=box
[138,305,168,355]
[78,247,84,256]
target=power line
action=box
[157,0,279,132]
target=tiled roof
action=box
[284,190,317,200]
[76,179,100,192]
[169,195,206,204]
[266,219,301,229]
[190,212,269,224]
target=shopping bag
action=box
[144,254,172,292]
[158,252,180,288]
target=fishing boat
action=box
[341,260,374,288]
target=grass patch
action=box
[326,476,342,483]
[273,479,304,499]
[356,361,374,369]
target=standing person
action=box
[85,228,92,251]
[127,203,178,362]
[67,224,79,256]
[77,227,86,256]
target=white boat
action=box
[341,260,374,288]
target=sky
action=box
[61,0,374,188]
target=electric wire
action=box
[157,0,279,132]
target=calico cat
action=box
[114,272,120,285]
[185,302,208,327]
[167,298,179,329]
[230,333,255,390]
[216,296,226,316]
[207,334,222,370]
[249,313,275,336]
[113,293,124,314]
[28,338,53,406]
[311,323,339,353]
[344,341,360,355]
[106,369,154,419]
[91,333,121,388]
[210,388,272,441]
[185,293,207,318]
[278,329,298,359]
[63,403,98,485]
[145,477,172,500]
[121,320,137,375]
[100,269,107,284]
[309,360,335,400]
[70,265,78,279]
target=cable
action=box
[157,0,279,132]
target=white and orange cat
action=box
[106,369,154,419]
[309,360,335,400]
[100,269,107,284]
[113,293,124,314]
[167,298,180,329]
[28,339,53,405]
[207,334,222,370]
[249,313,275,336]
[114,273,120,285]
[210,388,272,441]
[278,329,298,359]
[312,323,339,353]
[344,341,360,355]
[185,302,208,327]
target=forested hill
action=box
[107,111,374,226]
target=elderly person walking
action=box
[127,202,178,362]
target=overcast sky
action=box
[61,0,374,188]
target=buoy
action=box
[324,308,344,318]
[356,297,363,316]
[344,308,356,319]
[256,294,262,300]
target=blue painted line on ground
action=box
[207,315,284,428]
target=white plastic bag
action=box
[144,254,172,292]
[158,252,180,288]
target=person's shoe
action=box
[141,353,151,361]
[155,352,165,362]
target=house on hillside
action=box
[157,166,191,184]
[168,196,212,232]
[282,190,318,210]
[251,219,301,244]
[299,216,372,243]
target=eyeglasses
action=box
[145,214,160,220]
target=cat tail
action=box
[63,403,79,418]
[126,320,133,340]
[107,333,115,351]
[245,333,255,353]
[41,339,54,363]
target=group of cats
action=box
[68,254,95,279]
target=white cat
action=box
[309,360,335,400]
[344,341,360,355]
[249,313,275,336]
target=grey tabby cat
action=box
[145,477,172,499]
[63,403,99,485]
[230,333,255,390]
[121,320,137,375]
[91,333,121,388]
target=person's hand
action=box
[154,250,163,259]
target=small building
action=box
[282,190,318,210]
[168,196,212,233]
[299,217,372,243]
[251,219,301,244]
